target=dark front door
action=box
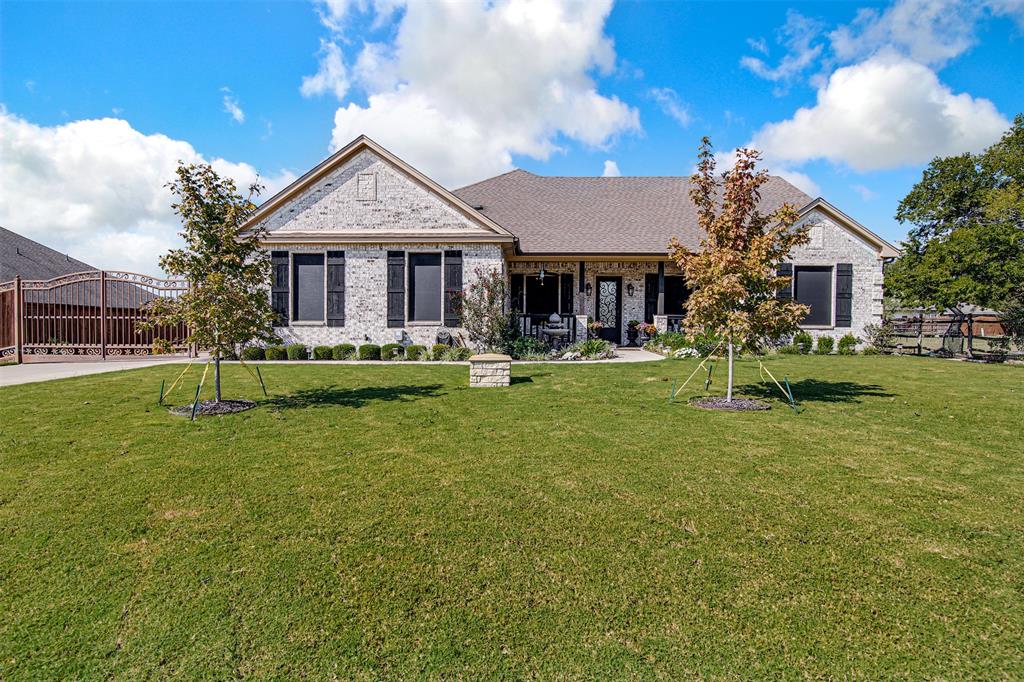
[595,276,622,344]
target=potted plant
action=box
[586,319,605,340]
[636,321,658,345]
[626,320,641,347]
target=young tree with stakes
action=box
[670,138,811,402]
[141,162,277,403]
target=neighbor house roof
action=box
[454,170,900,258]
[0,226,95,281]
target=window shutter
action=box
[444,250,463,327]
[510,273,525,312]
[327,251,345,327]
[387,251,405,328]
[560,273,574,314]
[835,263,853,327]
[777,262,793,300]
[644,273,659,323]
[270,251,289,326]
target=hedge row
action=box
[237,343,472,361]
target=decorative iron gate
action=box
[0,271,189,362]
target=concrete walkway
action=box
[0,356,192,388]
[0,347,666,388]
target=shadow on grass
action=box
[510,376,534,385]
[265,383,445,410]
[737,378,892,404]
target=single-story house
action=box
[245,136,899,348]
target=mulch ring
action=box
[169,399,257,417]
[689,396,771,412]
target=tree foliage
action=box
[670,138,810,400]
[886,114,1024,312]
[671,139,810,351]
[458,267,517,352]
[141,162,277,400]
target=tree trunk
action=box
[214,355,222,403]
[726,339,734,402]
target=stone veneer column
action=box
[654,315,668,334]
[575,315,589,341]
[469,353,511,387]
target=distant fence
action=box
[886,313,1013,359]
[0,271,190,363]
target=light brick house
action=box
[246,136,899,349]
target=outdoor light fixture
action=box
[626,283,635,297]
[538,266,547,283]
[585,282,592,297]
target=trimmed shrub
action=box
[862,346,880,355]
[562,338,615,360]
[653,331,688,351]
[286,343,308,360]
[358,344,381,360]
[313,345,333,360]
[264,345,286,361]
[405,344,427,360]
[510,336,548,359]
[441,346,473,361]
[793,330,813,354]
[220,349,239,361]
[815,336,835,355]
[777,344,800,355]
[838,333,859,355]
[381,343,404,361]
[241,346,265,361]
[431,344,450,361]
[331,343,356,360]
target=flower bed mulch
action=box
[689,396,770,411]
[169,399,257,417]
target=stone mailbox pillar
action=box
[469,353,511,387]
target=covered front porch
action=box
[508,259,690,346]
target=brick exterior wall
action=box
[786,209,885,344]
[270,242,504,348]
[253,147,507,349]
[254,146,883,350]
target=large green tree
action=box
[670,138,810,402]
[142,162,277,402]
[887,115,1024,318]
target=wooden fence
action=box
[0,271,190,363]
[887,313,1012,359]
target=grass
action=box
[1,356,1022,678]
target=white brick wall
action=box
[271,242,505,349]
[786,209,885,344]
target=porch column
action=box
[575,314,589,341]
[654,315,668,334]
[656,261,665,316]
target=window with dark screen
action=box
[408,253,442,321]
[794,266,833,326]
[292,253,325,322]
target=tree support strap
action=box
[758,360,800,413]
[669,339,724,402]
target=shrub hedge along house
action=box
[244,136,899,349]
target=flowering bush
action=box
[636,322,658,336]
[586,320,605,334]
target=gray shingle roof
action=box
[453,170,814,255]
[0,226,95,281]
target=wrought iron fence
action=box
[886,313,1012,359]
[514,312,578,348]
[0,271,190,362]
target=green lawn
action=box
[1,356,1022,678]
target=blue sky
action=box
[2,0,1022,271]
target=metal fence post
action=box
[13,275,23,364]
[99,270,107,360]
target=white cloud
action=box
[648,87,691,127]
[300,39,351,100]
[851,183,877,201]
[740,10,826,86]
[751,54,1009,172]
[703,148,821,197]
[0,110,295,273]
[319,0,640,188]
[220,87,245,124]
[830,0,983,68]
[602,160,621,177]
